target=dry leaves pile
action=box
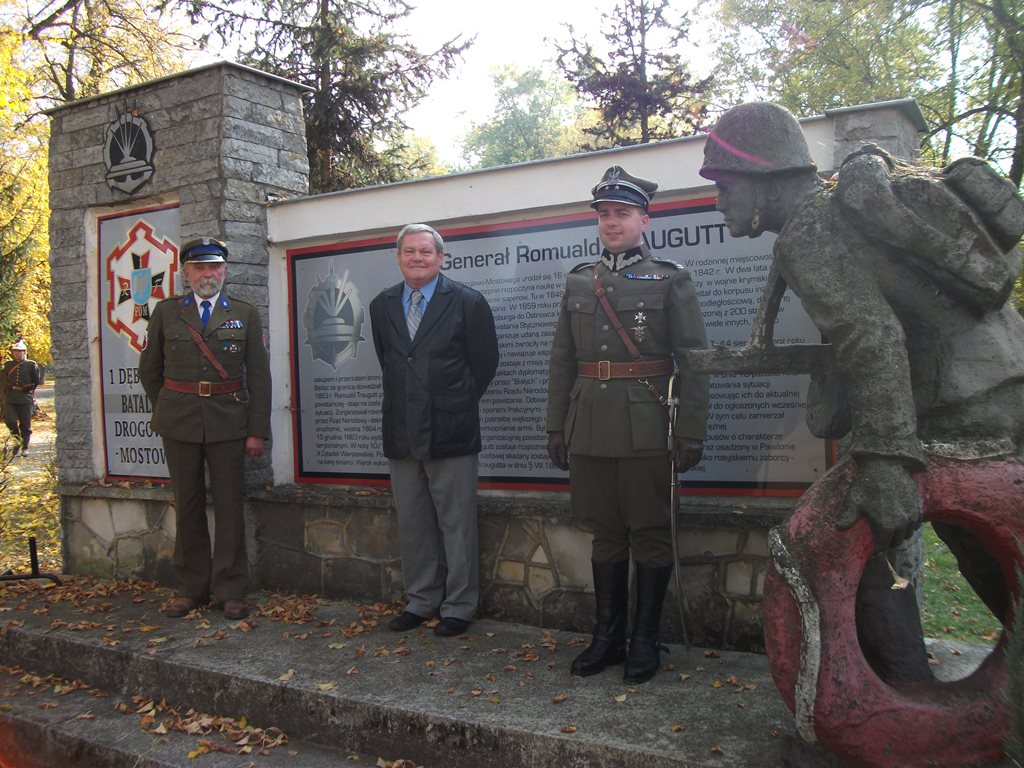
[117,695,288,758]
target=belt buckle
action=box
[198,381,212,397]
[597,360,611,381]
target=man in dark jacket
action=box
[139,238,271,621]
[370,223,499,637]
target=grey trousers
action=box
[389,453,480,621]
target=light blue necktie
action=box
[200,299,211,330]
[407,290,423,339]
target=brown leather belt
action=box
[163,378,243,397]
[576,359,673,381]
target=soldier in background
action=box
[3,339,41,455]
[139,238,272,621]
[546,167,710,683]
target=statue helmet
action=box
[699,103,817,180]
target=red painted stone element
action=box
[764,454,1024,768]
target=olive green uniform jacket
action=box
[546,249,709,456]
[138,292,271,443]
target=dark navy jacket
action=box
[370,273,499,460]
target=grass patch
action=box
[921,523,1003,645]
[0,399,61,575]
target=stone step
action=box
[0,667,369,768]
[0,578,841,767]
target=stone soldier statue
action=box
[3,339,41,455]
[547,166,710,683]
[139,238,272,621]
[699,102,1024,682]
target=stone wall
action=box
[55,480,785,650]
[247,486,789,649]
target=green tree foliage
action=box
[394,132,453,180]
[554,0,712,148]
[461,66,587,169]
[918,0,1023,186]
[20,0,191,102]
[0,26,49,362]
[713,0,936,115]
[711,0,1024,188]
[172,0,470,192]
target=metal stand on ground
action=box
[0,536,62,585]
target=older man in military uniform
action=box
[3,339,41,455]
[547,166,709,683]
[139,238,271,621]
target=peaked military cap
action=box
[181,237,228,264]
[591,165,658,210]
[10,339,26,351]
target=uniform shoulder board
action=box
[569,260,600,274]
[650,256,685,270]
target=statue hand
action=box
[836,457,922,552]
[547,432,569,471]
[673,438,704,472]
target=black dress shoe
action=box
[434,617,470,637]
[389,611,427,632]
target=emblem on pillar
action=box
[103,110,155,194]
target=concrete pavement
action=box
[0,577,998,768]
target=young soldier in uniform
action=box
[546,167,710,683]
[139,238,272,621]
[3,339,41,455]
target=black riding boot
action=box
[623,563,672,684]
[571,559,629,677]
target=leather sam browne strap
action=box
[180,305,231,381]
[593,270,644,362]
[590,268,671,407]
[577,359,673,380]
[163,378,242,396]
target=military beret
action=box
[591,165,658,210]
[181,237,228,264]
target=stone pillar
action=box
[47,62,310,486]
[826,98,927,167]
[48,63,309,581]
